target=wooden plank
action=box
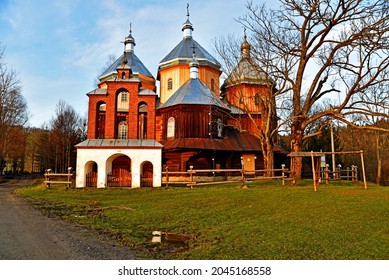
[44,181,71,184]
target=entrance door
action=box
[141,161,153,187]
[108,156,132,187]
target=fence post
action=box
[281,164,285,186]
[241,162,246,187]
[189,166,194,188]
[336,164,341,179]
[67,167,72,189]
[165,166,169,189]
[45,169,52,188]
[325,164,329,184]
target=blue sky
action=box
[0,0,257,127]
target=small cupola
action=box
[182,4,194,38]
[189,53,199,79]
[124,23,136,52]
[241,30,251,59]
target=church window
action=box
[254,94,261,105]
[99,103,106,112]
[118,121,128,139]
[217,118,223,138]
[121,92,128,102]
[96,102,106,139]
[117,91,129,111]
[211,79,215,91]
[121,72,126,79]
[167,78,173,90]
[167,117,175,138]
[138,103,148,139]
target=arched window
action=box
[211,79,215,91]
[121,72,126,79]
[167,78,173,90]
[96,102,106,139]
[138,103,148,139]
[167,117,175,138]
[118,121,128,139]
[117,91,129,111]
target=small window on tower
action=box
[167,117,175,138]
[211,79,215,91]
[167,78,173,90]
[122,72,126,79]
[254,94,261,105]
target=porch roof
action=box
[76,139,163,148]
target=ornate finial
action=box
[186,3,190,18]
[129,22,132,35]
[241,27,251,59]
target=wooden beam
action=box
[311,151,317,192]
[360,150,367,190]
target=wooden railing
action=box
[162,165,291,188]
[44,168,74,188]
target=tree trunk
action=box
[262,142,274,177]
[376,132,382,185]
[290,124,304,180]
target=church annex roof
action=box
[159,78,228,110]
[99,51,154,81]
[159,37,221,69]
[76,139,163,148]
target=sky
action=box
[0,0,258,127]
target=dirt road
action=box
[0,177,138,260]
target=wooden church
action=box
[75,9,287,188]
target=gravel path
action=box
[0,177,138,260]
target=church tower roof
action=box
[160,55,227,110]
[99,25,154,82]
[158,5,221,70]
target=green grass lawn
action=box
[15,179,389,260]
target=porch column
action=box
[97,159,107,188]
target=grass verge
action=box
[15,179,389,259]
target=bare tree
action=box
[350,79,389,184]
[238,0,389,180]
[0,44,29,173]
[49,100,85,172]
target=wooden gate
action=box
[141,162,153,187]
[86,171,97,187]
[107,168,132,187]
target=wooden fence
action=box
[162,165,291,188]
[44,168,74,188]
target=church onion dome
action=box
[241,34,251,59]
[189,54,199,79]
[124,30,136,52]
[182,18,194,37]
[222,34,272,88]
[98,26,154,82]
[159,78,229,110]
